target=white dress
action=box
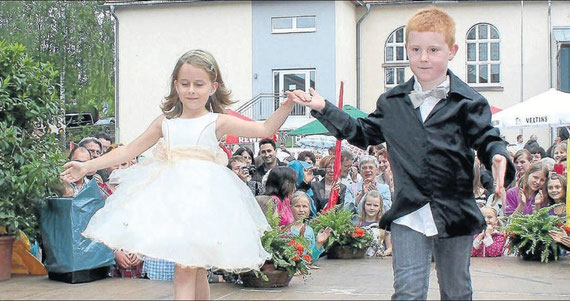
[83,113,271,272]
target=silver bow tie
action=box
[408,87,448,109]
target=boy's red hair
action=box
[406,6,456,48]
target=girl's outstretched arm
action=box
[60,115,164,182]
[217,97,295,139]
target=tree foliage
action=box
[0,0,114,117]
[0,41,67,238]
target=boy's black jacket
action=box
[312,70,515,238]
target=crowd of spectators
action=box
[56,129,568,283]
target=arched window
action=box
[466,23,501,85]
[384,26,408,89]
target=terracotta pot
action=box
[327,243,366,259]
[0,236,16,281]
[241,264,293,288]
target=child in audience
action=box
[354,190,392,257]
[289,191,332,263]
[505,162,548,215]
[539,174,567,217]
[471,207,505,257]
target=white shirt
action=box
[392,76,450,237]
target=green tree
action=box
[0,41,66,239]
[0,0,115,117]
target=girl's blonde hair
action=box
[357,190,384,226]
[291,191,310,207]
[161,49,233,118]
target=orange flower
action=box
[563,225,570,235]
[294,243,305,253]
[303,254,312,263]
[287,240,296,246]
[293,256,300,261]
[353,227,365,237]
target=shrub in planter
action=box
[309,207,373,258]
[503,205,567,263]
[0,41,66,240]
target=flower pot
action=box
[240,265,293,288]
[327,243,366,259]
[0,236,16,281]
[519,243,556,262]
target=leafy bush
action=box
[503,205,566,263]
[309,207,373,250]
[0,41,66,238]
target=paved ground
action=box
[2,256,570,300]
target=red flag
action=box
[323,81,344,212]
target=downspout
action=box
[519,0,524,137]
[110,5,120,142]
[356,1,370,109]
[548,0,552,89]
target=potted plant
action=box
[240,204,312,288]
[0,41,66,280]
[503,205,567,263]
[310,207,373,259]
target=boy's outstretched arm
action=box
[287,88,385,149]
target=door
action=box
[273,69,315,116]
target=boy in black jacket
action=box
[287,6,515,300]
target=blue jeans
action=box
[391,223,473,300]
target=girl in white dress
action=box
[60,49,295,300]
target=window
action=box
[273,70,315,116]
[271,16,316,34]
[466,23,501,85]
[559,44,570,92]
[384,26,408,89]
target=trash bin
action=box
[40,180,114,283]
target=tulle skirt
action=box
[82,148,271,273]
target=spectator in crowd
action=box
[540,157,556,172]
[515,135,524,150]
[327,146,335,156]
[310,155,350,212]
[78,136,105,183]
[263,166,297,227]
[232,145,255,167]
[251,138,286,182]
[339,150,356,187]
[471,207,505,257]
[553,142,567,165]
[287,160,317,217]
[228,155,263,196]
[376,148,395,195]
[546,135,562,158]
[59,147,91,197]
[512,149,532,183]
[505,162,548,215]
[289,191,332,263]
[354,190,392,257]
[95,132,113,153]
[348,155,391,215]
[297,150,316,166]
[523,134,540,150]
[529,146,546,163]
[541,174,566,217]
[314,152,323,166]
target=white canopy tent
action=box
[492,89,570,129]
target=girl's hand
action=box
[549,229,567,243]
[316,227,333,245]
[485,225,493,236]
[534,190,545,208]
[60,161,88,183]
[286,88,326,112]
[114,250,132,269]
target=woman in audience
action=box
[505,162,548,215]
[473,159,490,208]
[289,191,332,263]
[512,149,532,183]
[263,166,297,227]
[354,190,392,257]
[471,207,505,257]
[310,155,348,212]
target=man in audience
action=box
[345,155,391,214]
[228,155,263,196]
[95,132,113,153]
[251,138,286,182]
[59,147,92,197]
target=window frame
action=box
[466,23,502,88]
[271,16,317,34]
[383,26,409,90]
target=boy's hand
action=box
[491,154,507,195]
[286,88,326,112]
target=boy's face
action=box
[406,31,458,90]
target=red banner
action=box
[323,82,344,212]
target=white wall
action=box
[335,1,357,107]
[116,2,252,145]
[359,1,570,148]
